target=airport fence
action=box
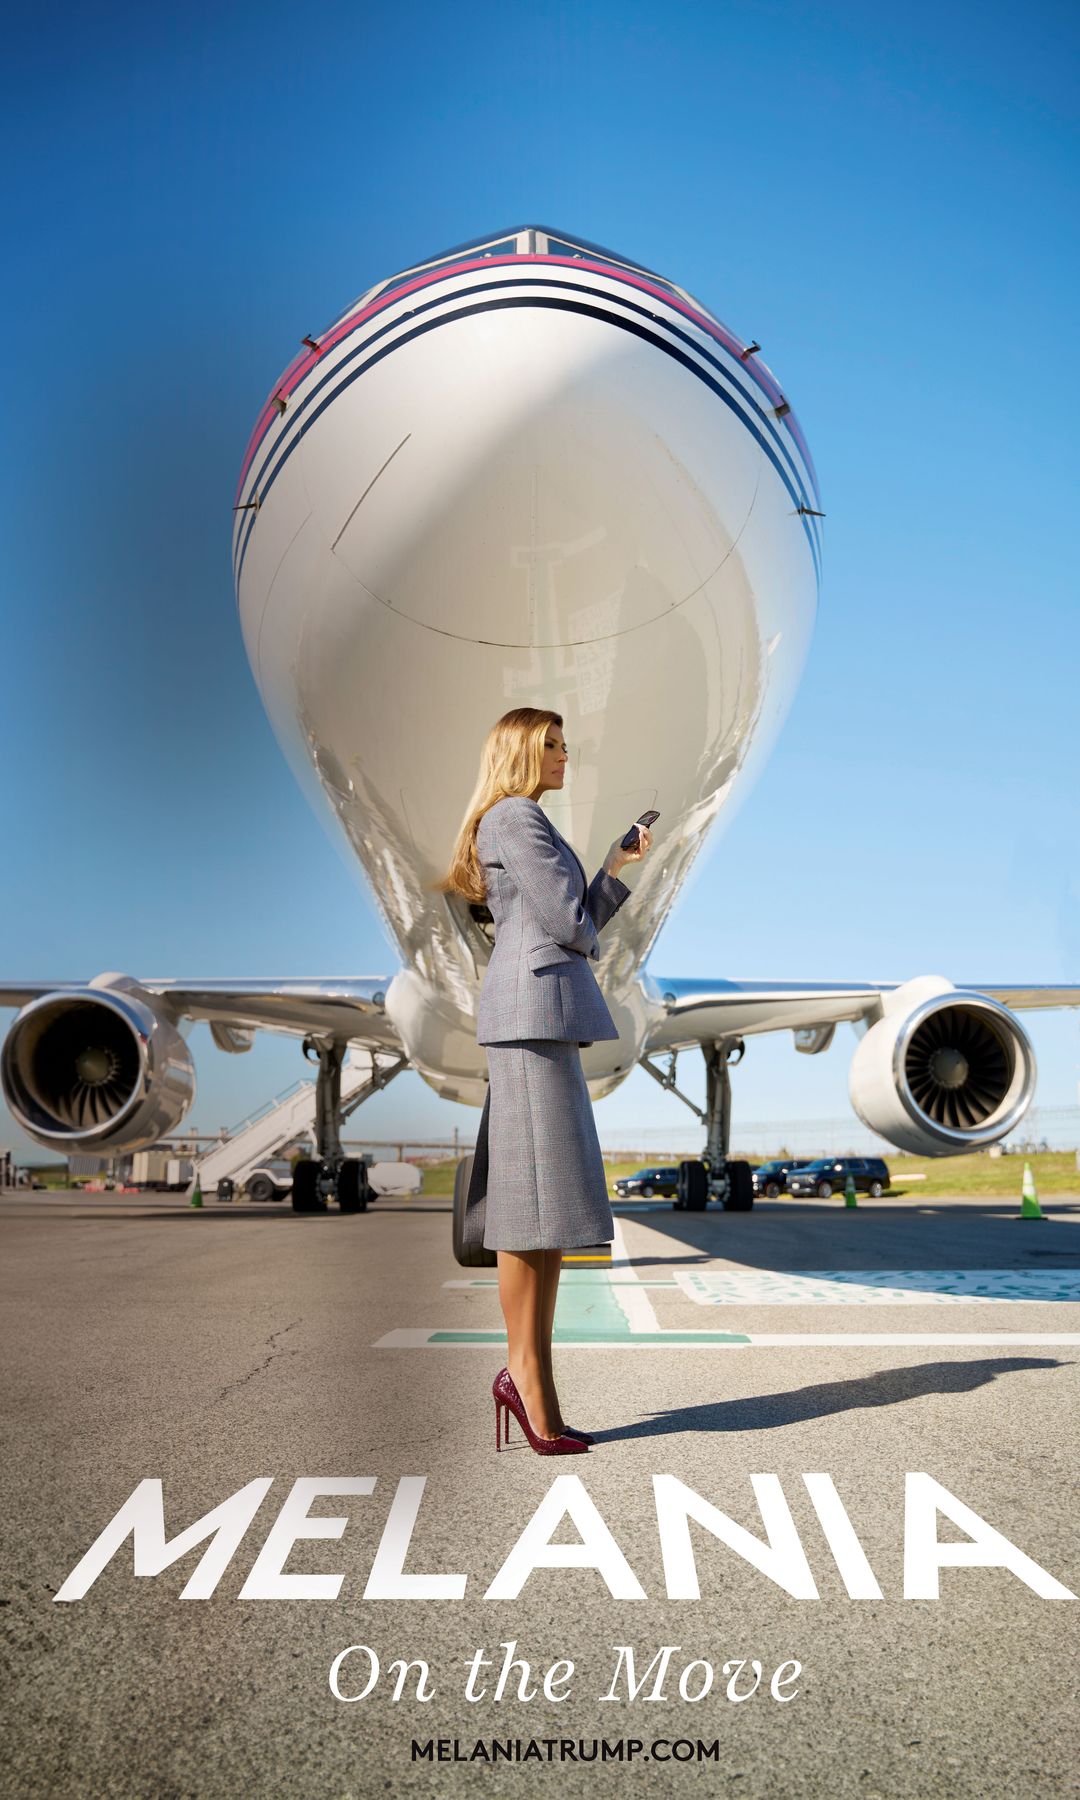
[37,1106,1080,1188]
[341,1105,1080,1164]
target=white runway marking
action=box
[608,1218,663,1332]
[385,1219,1080,1349]
[675,1269,1080,1306]
[736,1333,1080,1346]
[373,1328,1080,1350]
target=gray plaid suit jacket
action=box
[475,796,631,1045]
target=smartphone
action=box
[620,809,660,852]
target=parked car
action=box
[613,1165,680,1199]
[244,1159,294,1203]
[752,1159,812,1198]
[786,1157,891,1199]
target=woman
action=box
[436,708,653,1454]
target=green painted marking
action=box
[444,1257,744,1348]
[428,1330,751,1345]
[555,1269,632,1338]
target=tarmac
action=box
[1,1184,1078,1799]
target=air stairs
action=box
[188,1048,387,1197]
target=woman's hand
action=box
[605,822,653,879]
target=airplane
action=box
[3,224,1077,1241]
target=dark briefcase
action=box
[462,1084,490,1250]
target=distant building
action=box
[67,1153,113,1180]
[67,1135,216,1188]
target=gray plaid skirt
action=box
[465,1039,614,1252]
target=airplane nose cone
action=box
[303,313,761,650]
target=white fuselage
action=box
[233,236,821,1106]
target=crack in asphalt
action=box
[212,1321,301,1407]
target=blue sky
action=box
[1,0,1077,1161]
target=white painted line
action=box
[373,1328,1080,1350]
[608,1218,662,1334]
[743,1333,1080,1346]
[374,1332,749,1349]
[377,1330,454,1348]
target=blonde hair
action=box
[431,707,564,904]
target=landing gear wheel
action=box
[337,1159,369,1213]
[291,1159,327,1213]
[453,1154,496,1267]
[722,1160,755,1211]
[678,1160,709,1212]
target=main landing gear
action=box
[290,1037,408,1214]
[637,1038,755,1212]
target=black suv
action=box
[613,1165,680,1199]
[787,1157,891,1198]
[752,1159,811,1198]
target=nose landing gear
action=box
[639,1038,755,1212]
[290,1157,338,1213]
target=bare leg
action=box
[539,1249,564,1431]
[497,1249,561,1438]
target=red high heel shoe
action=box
[496,1371,594,1443]
[493,1368,588,1455]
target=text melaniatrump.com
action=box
[412,1739,734,1764]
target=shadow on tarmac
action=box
[617,1200,1080,1273]
[595,1356,1071,1440]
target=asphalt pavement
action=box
[1,1185,1078,1799]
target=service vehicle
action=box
[244,1159,294,1203]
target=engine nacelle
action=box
[849,976,1036,1156]
[1,974,196,1154]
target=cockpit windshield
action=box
[372,224,689,305]
[541,233,683,300]
[378,233,522,297]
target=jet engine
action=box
[848,976,1036,1156]
[1,975,196,1154]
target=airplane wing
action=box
[5,973,1076,1054]
[3,969,1075,1162]
[0,975,409,1160]
[0,977,404,1052]
[642,977,1080,1052]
